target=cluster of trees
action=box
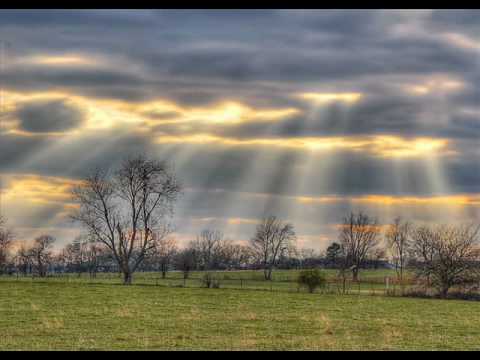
[1,154,479,299]
[0,230,56,277]
[324,213,480,298]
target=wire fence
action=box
[0,271,420,297]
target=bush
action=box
[201,272,221,289]
[297,269,326,293]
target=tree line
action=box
[1,154,479,298]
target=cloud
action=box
[16,99,85,133]
[1,10,480,249]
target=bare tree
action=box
[0,216,14,274]
[154,235,178,278]
[385,217,411,282]
[338,212,380,281]
[84,241,104,278]
[234,244,255,269]
[189,229,228,270]
[175,248,196,280]
[71,154,181,284]
[250,216,296,280]
[30,235,56,277]
[409,224,437,286]
[410,223,480,298]
[15,245,33,276]
[215,241,254,270]
[62,236,85,276]
[61,235,104,277]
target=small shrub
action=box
[297,269,326,293]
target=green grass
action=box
[1,275,480,350]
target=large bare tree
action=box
[338,212,380,281]
[71,154,181,284]
[250,216,296,280]
[385,217,411,282]
[410,223,480,298]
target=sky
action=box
[0,9,479,250]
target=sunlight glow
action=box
[23,54,99,67]
[404,76,465,96]
[143,101,300,126]
[227,218,260,225]
[298,92,363,104]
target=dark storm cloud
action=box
[16,99,85,133]
[0,10,155,28]
[1,10,477,100]
[1,65,145,95]
[0,134,48,171]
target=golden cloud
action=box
[2,174,80,206]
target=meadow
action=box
[1,270,480,350]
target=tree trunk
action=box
[440,285,449,298]
[265,267,272,281]
[123,271,132,285]
[352,268,359,282]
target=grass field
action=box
[1,271,480,350]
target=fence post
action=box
[385,276,390,295]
